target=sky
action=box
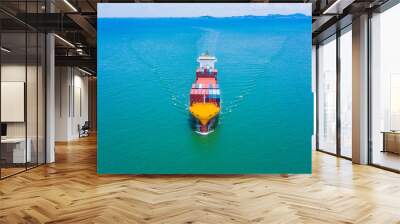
[98,3,311,18]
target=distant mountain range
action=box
[104,13,310,19]
[197,13,309,19]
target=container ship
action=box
[189,53,221,135]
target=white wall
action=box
[55,67,89,141]
[71,73,89,138]
[1,65,27,140]
[1,65,40,137]
[55,66,70,141]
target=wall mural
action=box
[98,3,313,174]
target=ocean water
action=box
[98,15,313,174]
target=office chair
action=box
[79,121,90,138]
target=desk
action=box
[382,131,400,154]
[1,138,31,163]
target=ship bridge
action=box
[197,54,217,69]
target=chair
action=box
[79,121,90,138]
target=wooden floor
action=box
[0,167,26,178]
[1,135,400,224]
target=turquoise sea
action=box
[98,15,313,174]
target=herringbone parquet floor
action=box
[1,135,400,224]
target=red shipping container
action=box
[197,77,217,85]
